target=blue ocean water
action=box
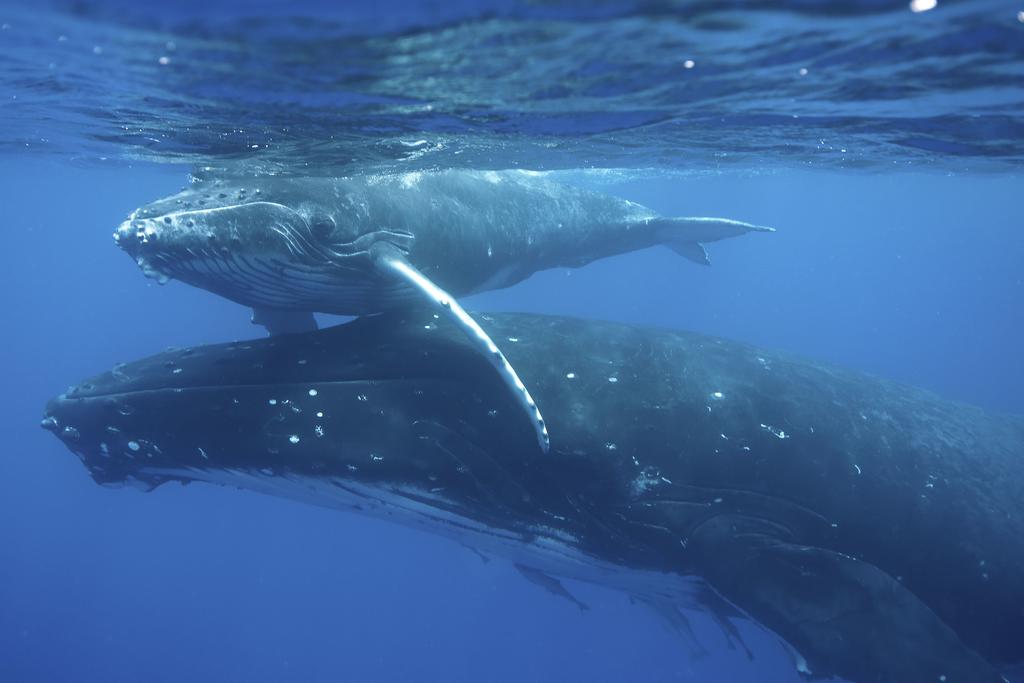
[1,1,1022,682]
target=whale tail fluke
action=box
[653,216,774,265]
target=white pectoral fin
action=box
[669,242,710,265]
[653,217,774,265]
[372,247,550,453]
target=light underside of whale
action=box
[130,463,799,670]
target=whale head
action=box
[114,179,415,314]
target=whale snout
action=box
[114,218,157,254]
[114,217,173,283]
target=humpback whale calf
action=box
[113,170,772,452]
[43,312,1021,682]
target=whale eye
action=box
[309,212,336,241]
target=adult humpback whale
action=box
[112,170,772,452]
[42,312,1021,682]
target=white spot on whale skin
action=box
[127,440,140,451]
[853,464,862,475]
[316,411,324,418]
[288,435,300,444]
[760,423,789,439]
[268,399,277,405]
[565,372,575,379]
[197,447,208,459]
[607,376,618,383]
[308,389,318,397]
[710,391,724,400]
[314,425,324,437]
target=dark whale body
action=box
[43,313,1022,682]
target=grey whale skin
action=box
[112,170,772,452]
[43,313,1021,683]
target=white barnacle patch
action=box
[760,423,789,439]
[127,440,140,451]
[631,467,663,496]
[314,425,325,437]
[308,389,318,397]
[288,435,300,444]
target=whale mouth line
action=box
[55,377,466,403]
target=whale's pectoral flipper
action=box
[370,244,550,453]
[251,308,318,336]
[632,595,710,659]
[668,242,710,266]
[515,564,590,611]
[651,217,774,266]
[690,515,1002,683]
